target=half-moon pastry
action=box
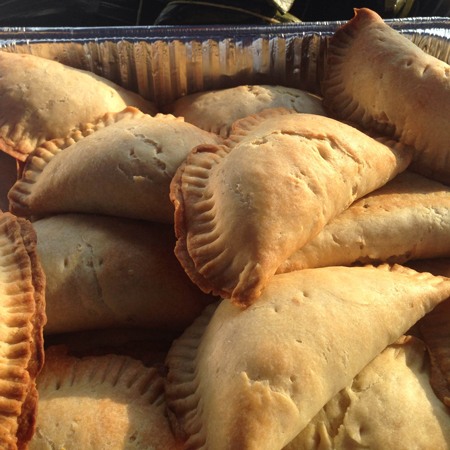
[171,107,413,307]
[9,107,222,223]
[33,213,215,335]
[277,171,450,273]
[0,212,46,449]
[322,8,450,184]
[165,264,450,450]
[285,335,450,450]
[0,51,157,161]
[29,346,183,450]
[164,85,327,136]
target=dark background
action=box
[0,0,449,28]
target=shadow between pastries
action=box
[165,264,450,450]
[0,51,157,161]
[0,211,46,449]
[170,107,413,308]
[322,8,450,184]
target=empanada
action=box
[0,212,46,449]
[323,8,450,184]
[29,346,183,450]
[0,51,157,161]
[285,336,450,450]
[32,213,215,335]
[164,85,326,136]
[9,107,222,223]
[171,107,413,307]
[165,264,450,450]
[278,171,450,273]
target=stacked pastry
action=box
[1,8,450,448]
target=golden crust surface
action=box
[33,213,215,335]
[171,108,413,308]
[8,108,222,223]
[29,346,183,450]
[277,171,450,272]
[0,212,46,450]
[165,264,450,450]
[285,335,450,450]
[323,8,450,184]
[0,51,157,161]
[165,85,327,136]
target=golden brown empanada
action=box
[165,264,450,450]
[164,85,327,136]
[285,335,450,450]
[32,213,215,335]
[0,212,46,449]
[277,171,450,273]
[0,51,157,161]
[9,107,222,223]
[29,346,183,450]
[171,107,413,308]
[323,8,450,184]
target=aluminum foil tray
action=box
[0,18,449,107]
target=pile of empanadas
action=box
[1,7,450,449]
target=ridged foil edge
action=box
[0,18,450,105]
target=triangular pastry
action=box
[164,85,327,136]
[277,171,450,273]
[322,8,450,184]
[171,107,413,307]
[32,213,215,335]
[0,51,157,161]
[29,346,183,450]
[9,107,222,223]
[285,336,450,450]
[0,212,46,449]
[165,264,450,450]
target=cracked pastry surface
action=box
[285,335,450,450]
[322,8,450,184]
[0,211,46,450]
[171,107,413,308]
[33,213,215,335]
[165,85,327,136]
[0,51,157,161]
[9,107,222,223]
[165,264,450,450]
[277,171,450,272]
[29,346,183,450]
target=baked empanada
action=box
[171,108,412,307]
[285,336,450,450]
[9,107,222,223]
[29,346,183,450]
[165,85,326,136]
[323,8,450,184]
[32,213,215,335]
[0,212,46,449]
[278,171,450,273]
[165,264,450,450]
[0,51,157,161]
